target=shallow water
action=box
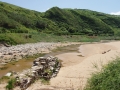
[0,44,80,78]
[0,58,35,78]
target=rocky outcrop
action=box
[12,56,61,90]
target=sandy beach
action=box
[1,41,120,90]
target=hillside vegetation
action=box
[0,1,120,44]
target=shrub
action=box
[84,57,120,90]
[6,78,16,90]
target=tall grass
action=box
[84,57,120,90]
[1,33,120,45]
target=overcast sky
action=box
[0,0,120,15]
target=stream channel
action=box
[0,44,80,78]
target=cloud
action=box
[110,11,120,15]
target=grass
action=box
[40,78,50,85]
[6,78,16,90]
[1,33,120,45]
[84,57,120,90]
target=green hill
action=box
[44,7,115,35]
[0,1,120,44]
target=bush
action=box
[84,57,120,90]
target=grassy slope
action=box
[0,1,120,44]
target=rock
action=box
[11,56,61,89]
[5,72,12,77]
[0,42,57,63]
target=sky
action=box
[0,0,120,15]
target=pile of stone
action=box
[13,56,61,90]
[0,42,57,65]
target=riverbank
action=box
[1,41,120,90]
[0,42,81,90]
[27,41,120,90]
[0,42,80,66]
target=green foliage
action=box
[0,1,120,44]
[1,32,120,44]
[44,7,116,35]
[0,34,16,45]
[84,57,120,90]
[6,78,16,90]
[40,78,50,85]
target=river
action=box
[0,44,80,78]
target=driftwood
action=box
[102,49,111,54]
